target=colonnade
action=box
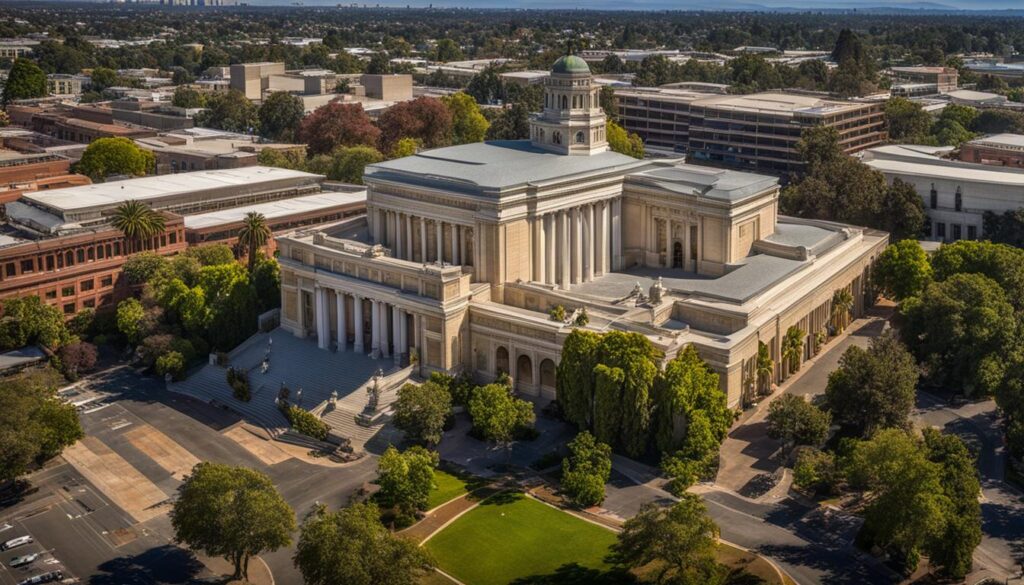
[532,198,622,289]
[371,208,473,266]
[313,286,414,365]
[652,215,698,272]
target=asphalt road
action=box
[4,366,379,585]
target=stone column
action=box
[336,291,347,352]
[380,301,391,359]
[533,215,545,282]
[419,217,427,263]
[395,214,403,258]
[435,220,444,264]
[399,309,409,359]
[353,296,364,353]
[545,214,556,284]
[392,305,401,364]
[370,300,381,359]
[451,224,459,265]
[571,207,583,285]
[664,219,672,268]
[594,201,605,278]
[684,221,692,272]
[405,214,413,260]
[558,211,569,289]
[459,226,467,266]
[601,201,610,274]
[611,198,622,270]
[584,204,595,282]
[315,287,328,350]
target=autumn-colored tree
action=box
[377,96,453,154]
[297,101,380,156]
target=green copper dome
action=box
[551,54,590,75]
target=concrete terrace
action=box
[171,330,398,437]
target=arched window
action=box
[930,183,938,209]
[575,131,585,144]
[560,95,568,109]
[553,131,562,145]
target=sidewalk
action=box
[199,553,275,585]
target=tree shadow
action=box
[757,543,897,585]
[509,563,636,585]
[89,544,208,585]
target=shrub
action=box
[227,366,251,401]
[793,447,840,496]
[549,304,566,322]
[156,351,186,381]
[280,404,330,441]
[58,341,98,381]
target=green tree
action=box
[847,430,949,573]
[258,91,305,142]
[116,298,146,345]
[77,137,155,181]
[293,502,431,585]
[824,332,918,437]
[432,38,464,62]
[561,431,612,507]
[172,85,206,109]
[606,119,644,159]
[874,240,932,301]
[556,329,601,430]
[156,350,186,380]
[882,178,927,242]
[467,383,535,447]
[237,211,271,274]
[612,495,726,585]
[321,146,385,185]
[185,243,236,267]
[755,341,775,395]
[170,462,295,580]
[922,428,982,580]
[376,445,438,520]
[983,208,1024,247]
[900,272,1017,397]
[441,92,489,145]
[122,252,168,285]
[0,296,69,350]
[390,137,420,159]
[195,89,259,133]
[1,58,47,105]
[377,96,453,153]
[929,240,1024,309]
[89,67,119,92]
[0,372,82,481]
[766,394,831,448]
[485,102,531,140]
[884,97,932,141]
[392,381,451,446]
[971,109,1024,134]
[595,331,659,457]
[111,200,166,253]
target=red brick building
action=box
[959,133,1024,168]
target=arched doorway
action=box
[673,241,683,269]
[517,355,533,390]
[540,359,556,389]
[495,346,510,375]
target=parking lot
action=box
[2,366,379,584]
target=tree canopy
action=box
[297,101,380,156]
[194,89,259,133]
[393,380,451,446]
[77,137,155,181]
[873,240,933,302]
[1,58,47,105]
[441,92,489,145]
[561,431,612,507]
[258,91,306,142]
[0,369,83,482]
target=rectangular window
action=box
[101,275,113,287]
[20,259,34,274]
[169,232,177,244]
[5,263,14,277]
[937,222,946,239]
[87,247,95,261]
[968,225,977,240]
[63,303,75,315]
[83,299,95,308]
[953,224,962,241]
[62,285,75,297]
[77,249,85,263]
[80,279,94,292]
[45,290,56,300]
[45,256,54,271]
[930,190,938,209]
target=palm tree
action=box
[755,341,774,395]
[781,326,805,376]
[238,211,271,273]
[111,200,165,254]
[830,288,854,334]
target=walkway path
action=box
[400,485,502,544]
[716,313,888,495]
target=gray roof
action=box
[763,222,844,256]
[627,165,779,203]
[366,140,642,192]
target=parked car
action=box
[8,552,40,568]
[18,571,62,585]
[1,536,32,551]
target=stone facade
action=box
[278,58,888,408]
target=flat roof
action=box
[946,89,1004,101]
[865,157,1024,185]
[967,133,1024,149]
[692,92,868,116]
[22,166,322,214]
[367,140,642,192]
[183,190,365,230]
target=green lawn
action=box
[427,469,470,510]
[425,492,618,585]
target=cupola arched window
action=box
[553,131,562,145]
[575,131,585,144]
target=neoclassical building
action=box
[277,56,888,408]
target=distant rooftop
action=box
[693,92,869,117]
[966,133,1024,150]
[626,165,779,204]
[183,190,365,231]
